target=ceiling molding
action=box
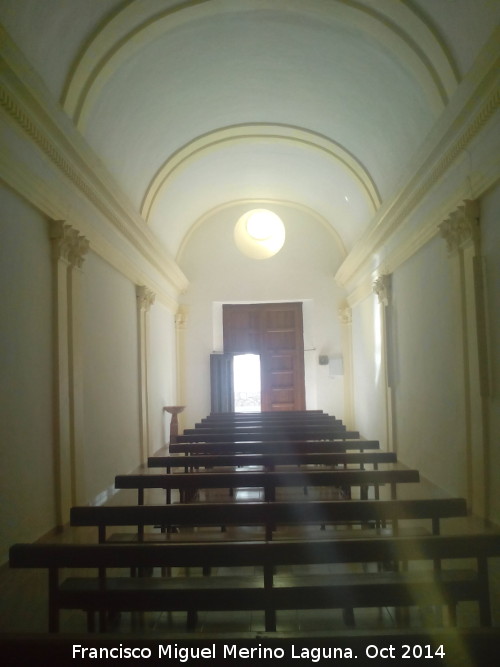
[175,198,348,264]
[0,121,180,313]
[63,0,456,130]
[335,31,499,292]
[142,124,381,221]
[0,31,189,297]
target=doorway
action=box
[233,354,261,412]
[223,302,305,411]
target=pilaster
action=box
[372,274,396,453]
[439,199,489,518]
[175,306,188,435]
[136,285,155,463]
[338,303,355,429]
[49,220,89,524]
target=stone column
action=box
[136,285,155,464]
[50,221,89,525]
[338,302,355,429]
[372,273,395,453]
[439,199,489,517]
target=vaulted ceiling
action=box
[1,0,498,269]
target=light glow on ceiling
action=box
[234,209,285,259]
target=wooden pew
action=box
[70,497,468,543]
[147,451,398,473]
[114,468,420,504]
[169,440,380,455]
[182,425,351,439]
[10,533,500,632]
[194,420,344,430]
[176,432,357,443]
[208,410,326,418]
[197,416,342,428]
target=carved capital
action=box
[50,220,89,267]
[372,274,391,306]
[175,306,188,329]
[338,303,352,324]
[136,285,155,312]
[439,199,480,254]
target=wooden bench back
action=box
[208,410,326,418]
[70,497,468,541]
[170,439,371,452]
[197,417,342,427]
[10,533,500,570]
[147,451,397,470]
[177,425,352,442]
[114,468,420,502]
[10,532,500,632]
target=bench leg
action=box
[48,604,59,633]
[98,610,107,633]
[395,607,410,627]
[87,611,95,632]
[265,608,276,632]
[446,604,457,627]
[48,570,59,633]
[343,607,355,627]
[187,610,198,631]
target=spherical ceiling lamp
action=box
[234,209,285,259]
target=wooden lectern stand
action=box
[163,406,185,444]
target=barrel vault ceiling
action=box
[1,0,498,280]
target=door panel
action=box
[223,303,305,412]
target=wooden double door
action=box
[223,302,305,411]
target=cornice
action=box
[335,28,499,291]
[0,29,189,296]
[0,127,179,313]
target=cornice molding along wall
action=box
[0,29,189,300]
[0,141,180,312]
[336,29,499,295]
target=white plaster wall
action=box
[390,237,467,497]
[0,186,55,563]
[481,183,500,525]
[177,206,346,428]
[351,296,388,447]
[149,302,177,453]
[82,253,141,502]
